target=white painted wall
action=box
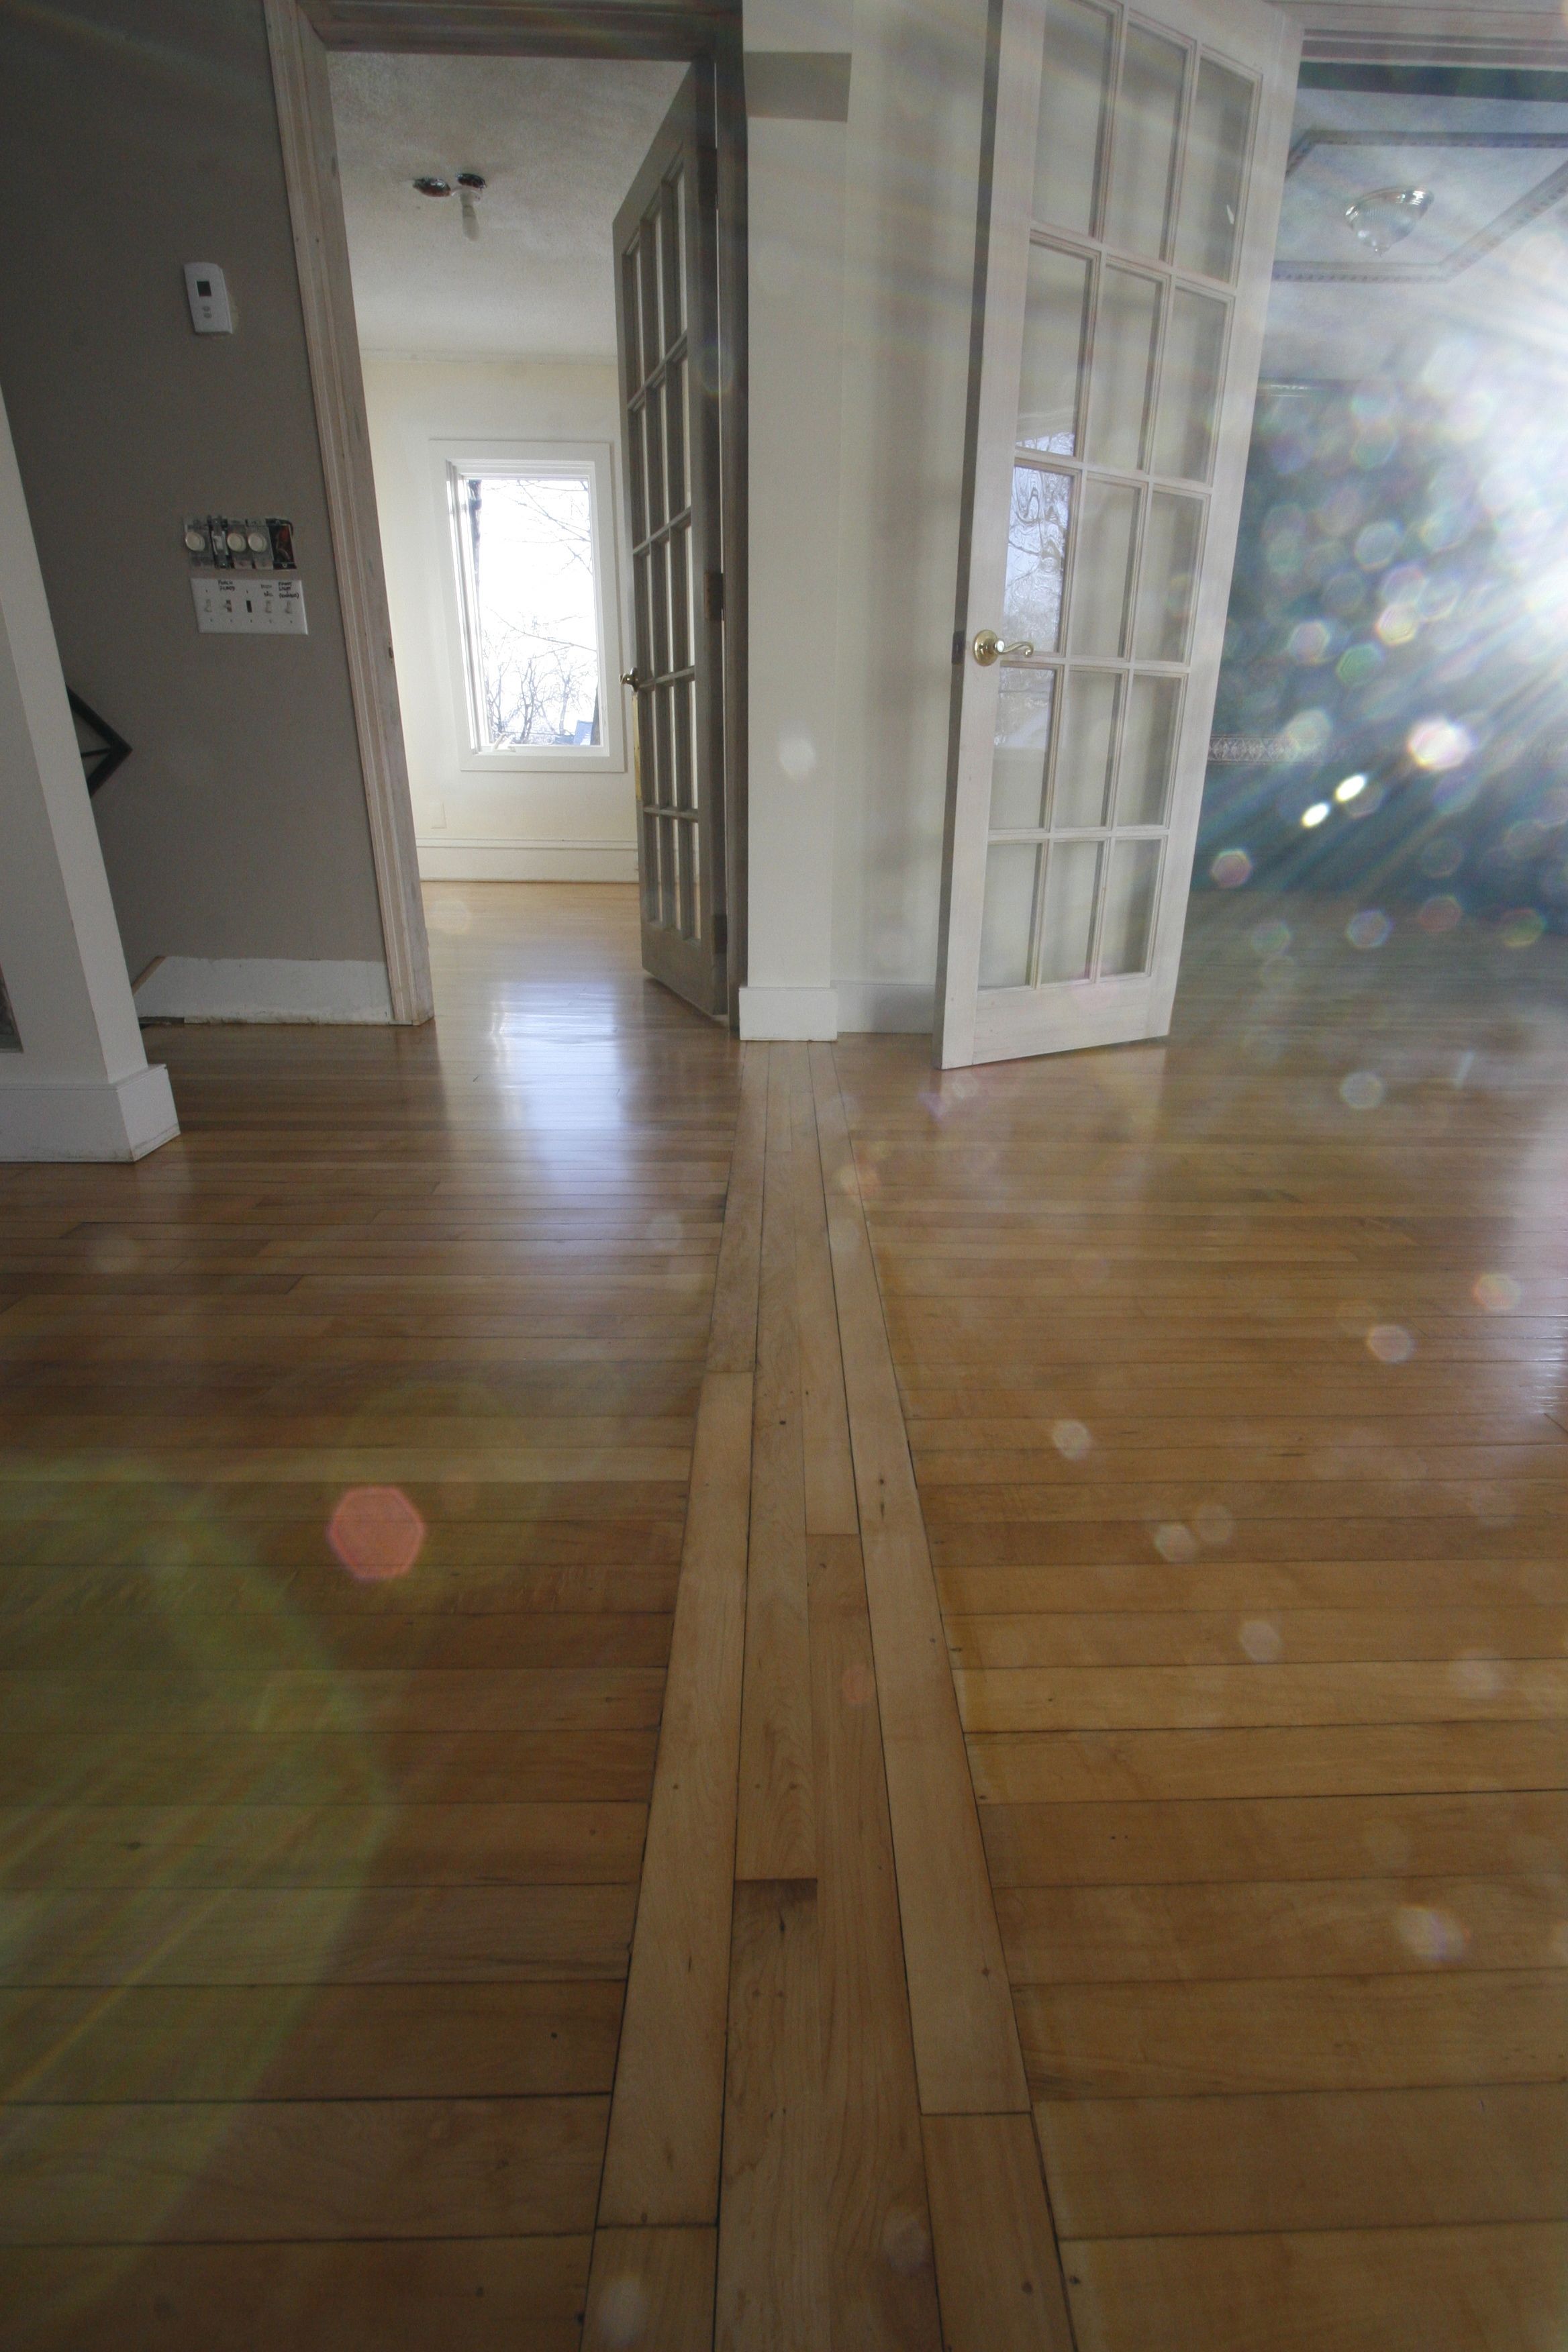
[0,385,177,1161]
[362,356,637,881]
[740,0,989,1037]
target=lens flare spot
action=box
[1052,1418,1093,1462]
[1153,1522,1199,1563]
[328,1485,426,1582]
[1335,641,1383,686]
[1375,602,1418,646]
[593,2276,650,2347]
[1367,1322,1415,1363]
[1355,520,1402,570]
[1500,907,1546,949]
[881,2207,932,2276]
[1301,801,1330,829]
[1418,893,1463,934]
[1451,1651,1504,1698]
[1250,918,1291,957]
[1340,1070,1385,1110]
[1473,1271,1522,1313]
[1396,1904,1469,1963]
[840,1661,875,1708]
[1287,619,1334,665]
[1334,773,1369,803]
[1408,718,1473,772]
[1346,910,1393,950]
[1210,848,1253,889]
[1239,1618,1282,1663]
[1195,1502,1236,1546]
[1549,1922,1568,1965]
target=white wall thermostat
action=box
[184,263,233,334]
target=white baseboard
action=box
[738,985,840,1040]
[417,840,638,883]
[835,979,934,1034]
[0,1063,179,1161]
[134,958,394,1024]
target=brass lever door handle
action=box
[971,630,1035,667]
[621,669,647,689]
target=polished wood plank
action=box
[1018,1971,1568,2096]
[1061,2223,1568,2352]
[736,1047,815,1881]
[922,2114,1074,2351]
[716,1879,830,2351]
[812,1045,1027,2118]
[0,2095,606,2241]
[810,1533,943,2349]
[0,2237,590,2352]
[583,2226,716,2351]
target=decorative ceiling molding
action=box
[1274,126,1568,281]
[301,0,734,59]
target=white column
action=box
[737,1,850,1040]
[0,384,177,1160]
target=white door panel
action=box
[936,0,1300,1066]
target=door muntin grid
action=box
[979,0,1257,995]
[624,161,702,944]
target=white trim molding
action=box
[264,0,434,1025]
[738,984,839,1040]
[134,959,395,1024]
[417,842,638,882]
[0,1067,178,1163]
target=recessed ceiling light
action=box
[1344,187,1432,257]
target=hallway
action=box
[1,883,1565,2348]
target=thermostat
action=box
[185,264,233,334]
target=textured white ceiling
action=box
[328,52,685,358]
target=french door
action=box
[615,68,729,1020]
[935,0,1300,1065]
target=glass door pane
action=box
[1116,675,1181,823]
[1038,840,1101,981]
[1004,468,1073,650]
[1134,489,1202,660]
[981,842,1041,985]
[1103,26,1185,260]
[1085,266,1161,471]
[1019,245,1093,455]
[1099,836,1162,973]
[1153,289,1227,481]
[1034,0,1116,235]
[1067,478,1139,655]
[991,671,1057,828]
[1175,57,1255,281]
[1051,670,1121,826]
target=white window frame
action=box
[430,438,626,777]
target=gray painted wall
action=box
[0,0,386,979]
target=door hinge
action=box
[704,571,725,622]
[713,909,728,954]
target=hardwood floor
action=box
[0,887,726,2350]
[1,880,1563,2348]
[837,891,1568,2352]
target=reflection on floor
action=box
[0,882,1564,2350]
[840,887,1568,2351]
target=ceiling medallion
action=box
[1344,185,1433,257]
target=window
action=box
[440,447,622,769]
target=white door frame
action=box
[264,0,434,1026]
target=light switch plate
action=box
[191,575,307,635]
[184,263,233,334]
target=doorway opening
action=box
[1190,62,1568,1022]
[273,3,746,1029]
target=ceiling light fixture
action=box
[1344,186,1432,258]
[411,172,486,241]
